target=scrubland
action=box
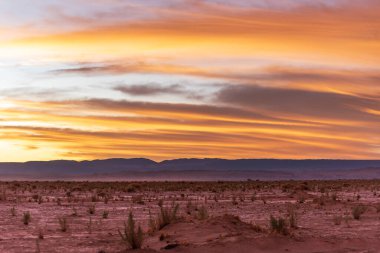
[1,180,380,252]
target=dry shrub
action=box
[118,212,143,249]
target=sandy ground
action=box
[0,181,380,253]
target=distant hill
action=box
[1,158,380,180]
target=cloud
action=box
[215,84,380,121]
[51,61,380,100]
[8,0,380,66]
[114,83,206,100]
[115,83,184,96]
[2,96,380,161]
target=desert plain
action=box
[1,180,380,253]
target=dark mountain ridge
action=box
[1,158,380,180]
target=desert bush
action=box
[186,200,194,215]
[287,208,297,229]
[251,223,265,233]
[157,201,179,230]
[132,195,145,205]
[10,206,16,216]
[352,205,366,220]
[32,194,39,201]
[196,205,209,220]
[35,239,41,253]
[313,194,329,206]
[148,210,157,234]
[38,229,44,240]
[269,215,288,235]
[232,196,238,205]
[333,215,342,225]
[87,217,93,234]
[88,205,96,215]
[118,211,143,249]
[71,207,78,216]
[91,195,98,202]
[58,217,68,232]
[23,211,31,225]
[0,190,7,201]
[102,210,109,219]
[296,194,305,204]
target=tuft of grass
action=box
[36,239,41,253]
[232,196,238,205]
[10,206,16,216]
[196,205,209,220]
[58,217,69,232]
[38,228,44,240]
[352,205,366,220]
[71,207,78,217]
[118,211,144,250]
[297,195,305,204]
[148,210,157,234]
[333,215,342,225]
[87,204,96,215]
[287,206,298,229]
[38,195,43,205]
[23,211,31,225]
[251,223,265,233]
[269,215,288,235]
[157,201,179,230]
[186,200,194,215]
[132,195,145,205]
[87,217,93,234]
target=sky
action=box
[0,0,380,162]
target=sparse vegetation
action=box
[352,205,366,220]
[197,205,209,220]
[87,204,96,215]
[10,206,16,216]
[87,217,93,234]
[269,215,288,235]
[71,207,78,216]
[333,215,342,225]
[38,229,44,240]
[0,180,380,252]
[23,211,31,225]
[157,201,179,230]
[58,217,69,232]
[118,211,144,250]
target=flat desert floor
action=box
[1,181,380,253]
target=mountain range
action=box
[1,158,380,180]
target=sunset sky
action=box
[1,0,380,162]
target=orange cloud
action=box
[4,0,380,65]
[1,96,380,162]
